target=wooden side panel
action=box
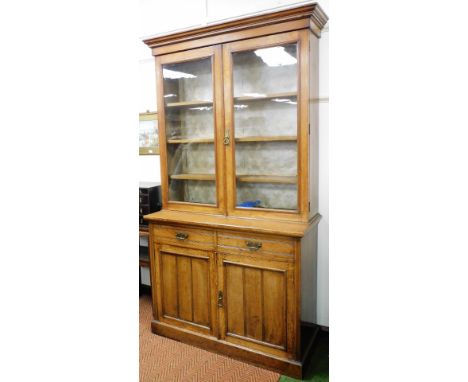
[177,256,193,322]
[244,268,263,340]
[161,253,178,317]
[192,258,210,326]
[263,270,286,346]
[225,264,245,336]
[301,225,317,323]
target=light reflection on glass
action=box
[254,46,297,67]
[163,68,196,79]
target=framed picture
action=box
[139,112,159,155]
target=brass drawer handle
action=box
[175,232,189,241]
[245,241,262,251]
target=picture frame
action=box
[139,112,159,155]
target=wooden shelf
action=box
[235,135,297,142]
[236,175,297,184]
[167,137,214,144]
[234,92,297,102]
[170,173,215,181]
[166,136,297,144]
[166,100,213,108]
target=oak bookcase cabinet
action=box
[143,3,327,378]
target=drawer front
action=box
[152,224,215,249]
[217,231,294,257]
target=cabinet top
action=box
[144,210,321,238]
[143,2,328,51]
[139,181,161,189]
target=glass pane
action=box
[232,43,298,210]
[163,57,216,205]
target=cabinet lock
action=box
[217,291,224,307]
[224,129,230,145]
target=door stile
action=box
[222,44,237,217]
[213,45,227,214]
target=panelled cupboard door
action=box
[154,244,218,337]
[222,30,310,222]
[156,45,226,215]
[217,252,296,359]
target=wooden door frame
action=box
[222,30,310,222]
[155,45,226,215]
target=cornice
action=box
[143,3,329,49]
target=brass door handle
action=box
[175,232,189,241]
[245,241,262,251]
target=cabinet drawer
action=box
[152,224,215,249]
[217,232,294,257]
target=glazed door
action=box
[223,30,310,221]
[217,252,296,359]
[156,46,226,214]
[154,244,218,337]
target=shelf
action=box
[170,173,215,181]
[234,92,297,102]
[235,135,297,142]
[166,136,297,144]
[236,175,297,184]
[167,137,214,144]
[166,100,213,108]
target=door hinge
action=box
[217,291,223,308]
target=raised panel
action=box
[192,258,211,326]
[244,268,263,340]
[225,264,244,336]
[263,270,286,346]
[161,253,178,317]
[177,256,193,321]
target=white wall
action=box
[139,0,329,326]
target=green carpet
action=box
[279,329,329,382]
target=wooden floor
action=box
[139,294,280,381]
